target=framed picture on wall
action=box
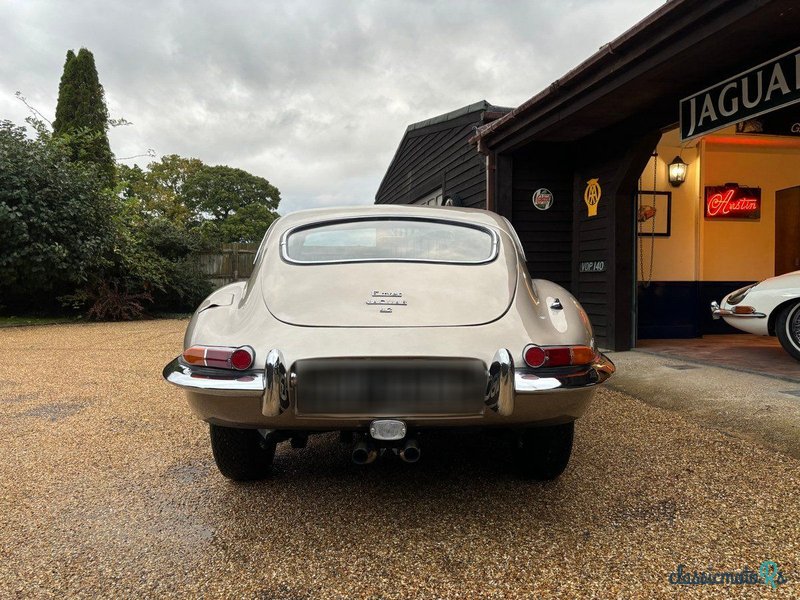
[636,190,671,237]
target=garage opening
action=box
[634,114,800,375]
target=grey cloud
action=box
[1,0,662,214]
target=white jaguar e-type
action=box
[711,270,800,361]
[163,206,614,481]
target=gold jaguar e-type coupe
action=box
[163,206,614,480]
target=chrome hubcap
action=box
[791,305,800,346]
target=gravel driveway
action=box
[1,320,798,598]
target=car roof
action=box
[274,205,512,233]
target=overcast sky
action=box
[1,0,663,214]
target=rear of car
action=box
[164,207,614,481]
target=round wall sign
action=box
[532,188,554,211]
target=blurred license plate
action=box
[294,357,486,416]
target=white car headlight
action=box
[727,283,758,305]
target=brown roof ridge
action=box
[470,0,690,145]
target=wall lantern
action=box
[668,156,687,187]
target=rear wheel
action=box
[209,424,276,481]
[776,301,800,361]
[513,422,574,480]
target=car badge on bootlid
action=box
[367,290,407,307]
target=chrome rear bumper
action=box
[163,349,615,420]
[163,358,265,396]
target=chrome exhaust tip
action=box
[399,438,421,463]
[351,441,377,465]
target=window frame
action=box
[279,216,500,266]
[414,188,443,207]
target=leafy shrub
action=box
[65,204,213,319]
[137,218,213,312]
[1,119,272,320]
[0,120,114,311]
[69,280,152,321]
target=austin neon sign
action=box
[705,185,761,220]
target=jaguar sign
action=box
[680,47,800,141]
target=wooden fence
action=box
[196,243,258,289]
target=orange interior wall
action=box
[700,137,800,281]
[637,128,700,282]
[638,127,800,284]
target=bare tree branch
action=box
[15,91,52,126]
[116,148,157,161]
[109,117,134,128]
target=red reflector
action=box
[523,345,546,368]
[230,347,254,370]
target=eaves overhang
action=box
[470,0,798,153]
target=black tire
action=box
[513,422,574,481]
[776,301,800,362]
[209,424,276,481]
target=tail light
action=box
[523,344,596,368]
[182,345,255,370]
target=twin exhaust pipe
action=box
[399,438,420,463]
[351,437,421,464]
[351,441,378,465]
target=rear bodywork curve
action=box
[168,206,609,430]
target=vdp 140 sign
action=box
[680,46,800,141]
[579,260,606,273]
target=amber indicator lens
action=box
[182,346,206,365]
[569,346,597,365]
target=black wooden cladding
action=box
[377,109,659,349]
[571,150,619,348]
[571,128,661,350]
[375,108,492,208]
[637,281,748,338]
[511,144,574,292]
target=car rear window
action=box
[283,218,498,264]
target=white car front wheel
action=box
[776,301,800,362]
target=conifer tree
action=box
[53,48,115,186]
